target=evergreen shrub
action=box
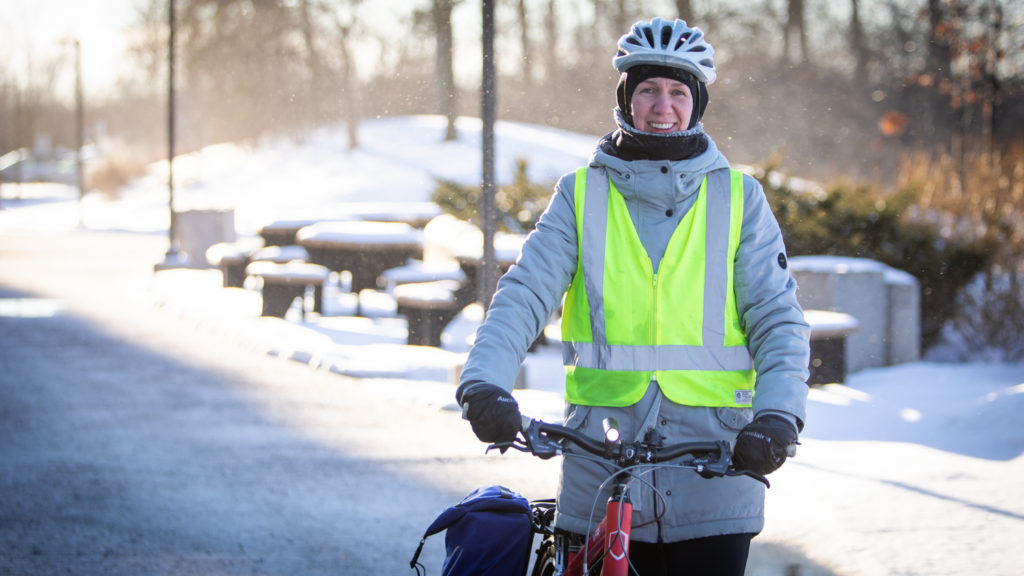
[431,158,552,233]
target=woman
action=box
[457,17,810,575]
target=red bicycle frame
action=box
[563,485,634,576]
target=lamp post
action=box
[57,38,86,225]
[73,39,85,227]
[157,0,185,269]
[479,0,497,309]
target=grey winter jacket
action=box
[458,124,810,542]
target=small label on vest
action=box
[735,390,754,404]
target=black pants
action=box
[627,533,754,576]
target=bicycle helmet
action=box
[613,18,716,85]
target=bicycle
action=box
[489,414,771,576]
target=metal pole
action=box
[156,0,183,270]
[479,0,497,309]
[166,0,179,259]
[74,39,85,227]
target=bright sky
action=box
[0,0,498,103]
[0,0,139,98]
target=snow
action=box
[2,115,1023,575]
[803,309,859,337]
[296,220,422,245]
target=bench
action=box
[205,239,263,288]
[394,280,475,347]
[245,261,330,318]
[378,259,465,292]
[805,310,859,384]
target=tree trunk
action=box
[299,0,324,127]
[516,0,532,88]
[543,0,559,81]
[337,22,359,150]
[926,0,954,146]
[433,0,458,142]
[849,0,868,85]
[784,0,808,65]
[674,0,694,22]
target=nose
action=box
[652,92,673,113]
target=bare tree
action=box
[783,0,809,65]
[299,0,331,128]
[849,0,868,84]
[514,0,533,88]
[318,0,364,149]
[337,20,359,149]
[674,0,695,21]
[432,0,459,141]
[924,0,955,144]
[542,0,559,82]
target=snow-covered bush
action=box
[929,266,1024,362]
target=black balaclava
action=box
[616,64,709,130]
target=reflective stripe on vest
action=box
[561,166,755,408]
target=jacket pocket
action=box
[715,406,753,433]
[563,403,591,431]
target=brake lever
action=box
[516,417,563,460]
[726,468,770,488]
[485,441,527,454]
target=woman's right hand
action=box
[458,383,522,444]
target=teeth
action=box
[650,122,674,129]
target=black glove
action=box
[732,414,798,476]
[458,383,522,444]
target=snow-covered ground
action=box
[2,115,1022,575]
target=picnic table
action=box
[205,237,264,288]
[245,260,330,318]
[805,309,860,384]
[257,202,441,247]
[259,219,321,247]
[296,220,424,295]
[453,232,526,303]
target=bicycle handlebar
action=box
[488,415,770,487]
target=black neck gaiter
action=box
[601,108,709,162]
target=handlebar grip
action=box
[520,414,533,431]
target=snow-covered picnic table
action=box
[296,220,424,296]
[804,309,859,384]
[245,260,330,318]
[257,202,441,247]
[452,231,526,301]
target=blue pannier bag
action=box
[410,485,532,576]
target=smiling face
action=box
[629,77,693,134]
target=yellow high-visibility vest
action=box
[561,166,755,407]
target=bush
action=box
[901,146,1024,361]
[934,265,1024,362]
[754,161,989,352]
[86,153,148,199]
[431,158,552,233]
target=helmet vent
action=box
[660,26,673,47]
[642,27,656,46]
